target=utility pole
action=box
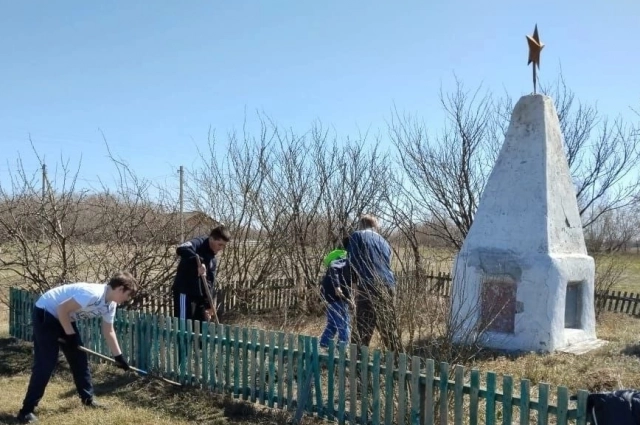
[41,163,46,241]
[178,165,184,243]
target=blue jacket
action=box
[320,258,352,303]
[171,236,217,307]
[346,229,395,289]
[586,390,640,424]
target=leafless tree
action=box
[584,207,640,253]
[185,118,296,315]
[388,78,500,251]
[80,144,181,307]
[0,142,182,312]
[187,115,393,313]
[266,123,328,289]
[581,206,639,318]
[0,143,93,293]
[389,73,640,251]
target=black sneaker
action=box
[82,398,107,409]
[17,411,38,423]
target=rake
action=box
[196,255,220,324]
[78,345,182,387]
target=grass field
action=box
[2,245,640,423]
[2,308,640,424]
[225,309,640,394]
[610,253,640,292]
[469,312,640,393]
[0,312,323,425]
[3,286,640,423]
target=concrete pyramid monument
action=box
[450,94,597,352]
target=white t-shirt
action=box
[35,282,117,324]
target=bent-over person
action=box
[17,272,137,424]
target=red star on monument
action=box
[526,25,545,94]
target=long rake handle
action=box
[196,255,220,324]
[78,346,182,387]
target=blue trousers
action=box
[320,301,350,348]
[20,307,93,414]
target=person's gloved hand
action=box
[204,309,214,322]
[59,332,82,349]
[114,355,130,371]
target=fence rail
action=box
[128,272,452,316]
[9,287,590,425]
[128,271,640,320]
[595,290,640,316]
[397,272,640,318]
[129,277,299,316]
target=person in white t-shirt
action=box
[17,271,138,424]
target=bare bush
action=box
[584,207,640,253]
[0,143,181,311]
[388,78,501,250]
[593,254,628,319]
[187,116,392,313]
[186,122,290,288]
[0,152,92,292]
[389,73,640,249]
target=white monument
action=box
[450,93,598,353]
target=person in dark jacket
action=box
[586,389,640,425]
[347,215,401,353]
[319,249,355,349]
[172,225,231,324]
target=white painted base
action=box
[451,249,597,353]
[557,337,608,355]
[449,94,597,354]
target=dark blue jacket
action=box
[347,229,395,289]
[586,390,640,424]
[320,258,352,304]
[171,236,217,308]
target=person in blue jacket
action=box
[172,225,231,323]
[319,248,355,350]
[347,215,401,352]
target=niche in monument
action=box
[565,281,584,330]
[480,275,517,334]
[450,25,602,352]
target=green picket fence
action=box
[9,287,590,425]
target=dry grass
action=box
[224,305,640,396]
[612,253,640,292]
[3,298,640,424]
[0,318,325,425]
[467,311,640,394]
[3,244,640,424]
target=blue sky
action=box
[1,0,638,194]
